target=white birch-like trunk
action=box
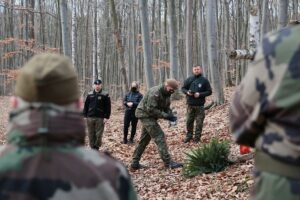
[249,7,259,51]
[229,6,259,60]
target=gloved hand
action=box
[165,114,177,122]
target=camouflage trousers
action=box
[86,118,104,149]
[186,105,205,140]
[251,170,300,200]
[132,118,171,165]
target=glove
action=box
[165,114,177,122]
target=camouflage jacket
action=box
[0,103,137,200]
[229,25,300,166]
[135,84,172,119]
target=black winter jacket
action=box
[181,75,212,106]
[83,90,111,119]
[123,91,143,111]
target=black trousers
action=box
[123,109,138,141]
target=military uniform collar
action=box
[94,89,102,94]
[159,85,171,97]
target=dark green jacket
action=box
[135,85,172,119]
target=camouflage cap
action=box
[15,53,80,105]
[165,79,179,90]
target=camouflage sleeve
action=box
[145,94,167,119]
[229,45,268,147]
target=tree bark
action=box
[207,0,224,105]
[60,0,71,57]
[168,0,179,80]
[185,0,193,78]
[278,0,289,29]
[138,0,155,88]
[109,0,129,91]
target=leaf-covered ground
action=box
[0,87,254,199]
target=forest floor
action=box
[0,87,254,200]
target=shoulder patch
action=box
[101,90,109,96]
[88,91,93,95]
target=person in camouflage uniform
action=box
[182,65,212,143]
[229,25,300,200]
[130,79,183,170]
[83,79,111,150]
[0,53,137,200]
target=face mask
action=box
[131,87,137,92]
[168,89,175,94]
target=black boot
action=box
[165,161,183,169]
[194,137,201,143]
[128,138,134,144]
[122,138,128,144]
[184,137,192,143]
[130,163,146,170]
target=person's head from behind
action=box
[13,53,81,111]
[192,65,202,76]
[164,79,179,95]
[93,79,102,92]
[131,81,139,92]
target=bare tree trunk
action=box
[138,0,155,88]
[278,0,289,29]
[261,0,269,38]
[229,6,258,61]
[185,0,193,78]
[60,0,71,57]
[292,0,298,20]
[92,0,98,82]
[109,0,129,92]
[130,1,137,82]
[71,0,77,67]
[249,7,259,53]
[168,0,179,80]
[207,0,224,105]
[39,0,45,50]
[224,0,232,86]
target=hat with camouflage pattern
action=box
[15,53,80,105]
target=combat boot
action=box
[128,138,134,144]
[165,161,183,169]
[193,138,201,143]
[184,137,192,143]
[130,163,146,170]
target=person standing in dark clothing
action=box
[83,79,111,149]
[182,65,212,143]
[123,81,143,144]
